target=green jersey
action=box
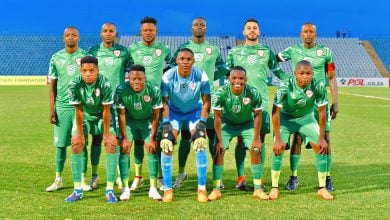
[212,84,262,125]
[171,40,227,86]
[226,44,288,109]
[88,43,132,92]
[128,40,171,86]
[277,44,335,84]
[115,81,163,121]
[48,48,86,110]
[274,77,328,118]
[68,74,113,120]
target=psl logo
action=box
[247,55,256,64]
[134,102,142,111]
[143,56,153,65]
[104,57,114,66]
[194,53,204,62]
[232,105,242,113]
[67,65,76,75]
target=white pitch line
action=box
[339,92,390,101]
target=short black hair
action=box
[140,16,157,25]
[230,66,247,75]
[129,64,145,73]
[244,18,258,25]
[178,48,194,56]
[80,56,98,66]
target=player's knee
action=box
[250,150,261,164]
[71,145,84,154]
[105,144,116,154]
[181,129,191,140]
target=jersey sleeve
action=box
[315,80,328,107]
[277,46,292,62]
[273,81,288,108]
[268,49,290,80]
[225,48,234,69]
[152,85,163,109]
[48,55,58,79]
[200,70,211,95]
[161,72,171,97]
[212,87,225,110]
[164,45,172,64]
[68,75,81,105]
[101,78,114,105]
[114,84,125,109]
[251,88,263,111]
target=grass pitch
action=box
[0,86,389,219]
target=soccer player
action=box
[208,66,269,201]
[277,22,338,191]
[65,56,119,203]
[269,60,333,200]
[115,64,163,201]
[169,17,228,189]
[46,26,90,192]
[160,48,211,202]
[127,16,171,191]
[87,22,132,190]
[225,18,289,190]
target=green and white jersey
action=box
[48,48,86,110]
[115,81,163,121]
[69,74,113,120]
[212,84,262,125]
[277,44,335,84]
[171,40,227,87]
[128,40,171,87]
[226,44,288,110]
[274,76,328,118]
[88,43,132,92]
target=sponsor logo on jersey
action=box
[75,58,81,66]
[205,47,212,55]
[113,50,121,57]
[144,95,151,102]
[180,83,188,93]
[95,88,100,97]
[316,49,324,56]
[104,57,114,66]
[297,99,306,107]
[134,102,142,111]
[143,56,153,65]
[257,50,264,57]
[155,49,162,57]
[248,55,256,64]
[232,105,242,113]
[67,65,76,75]
[243,97,250,105]
[305,90,313,98]
[194,53,204,62]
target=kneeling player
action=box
[65,56,119,203]
[115,64,163,201]
[269,60,333,200]
[209,66,269,201]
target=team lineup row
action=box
[47,16,338,203]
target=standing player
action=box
[127,16,171,191]
[65,56,119,203]
[87,22,132,190]
[115,64,163,201]
[208,66,269,201]
[226,18,289,190]
[169,17,228,189]
[160,48,211,202]
[46,26,90,192]
[269,60,333,200]
[277,22,338,191]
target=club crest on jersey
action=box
[113,50,121,57]
[190,82,197,90]
[243,97,251,105]
[155,49,162,57]
[257,50,264,57]
[305,90,313,98]
[94,88,100,97]
[316,50,324,56]
[205,47,212,55]
[248,55,256,64]
[75,58,81,66]
[144,95,151,102]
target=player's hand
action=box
[145,140,157,154]
[162,122,176,144]
[49,111,57,124]
[71,134,85,149]
[330,103,338,119]
[251,139,263,153]
[273,137,285,156]
[119,137,131,154]
[212,141,225,162]
[317,138,329,154]
[104,134,118,148]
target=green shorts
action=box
[125,119,151,142]
[53,109,74,148]
[72,116,116,136]
[313,105,331,132]
[280,113,319,146]
[221,120,254,150]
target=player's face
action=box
[129,71,146,92]
[141,23,157,44]
[101,24,117,44]
[243,22,260,41]
[294,65,313,88]
[80,63,99,85]
[63,28,79,48]
[192,19,206,38]
[229,70,247,94]
[176,51,195,74]
[300,24,317,45]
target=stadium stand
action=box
[367,38,390,72]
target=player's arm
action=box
[327,63,338,119]
[117,107,130,153]
[252,109,263,151]
[271,105,284,156]
[317,104,328,154]
[102,104,117,148]
[48,78,57,124]
[213,109,223,145]
[200,93,210,120]
[269,50,290,80]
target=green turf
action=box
[0,86,389,219]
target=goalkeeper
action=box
[208,66,268,201]
[160,48,211,203]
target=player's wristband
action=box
[163,118,170,123]
[200,117,207,123]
